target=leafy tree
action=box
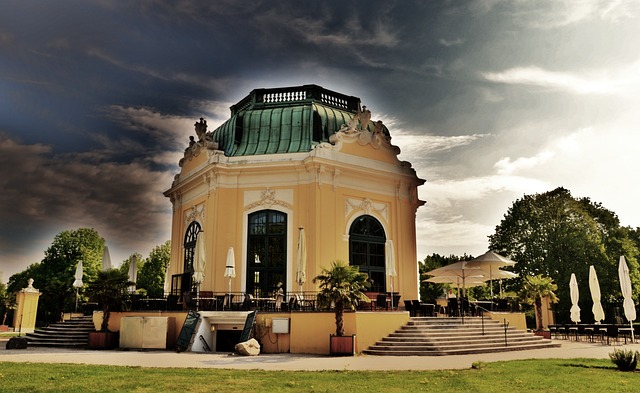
[489,187,640,323]
[0,280,16,326]
[313,260,370,336]
[519,275,558,332]
[7,228,105,323]
[137,241,171,297]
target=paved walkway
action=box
[2,338,639,371]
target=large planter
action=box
[88,331,119,350]
[330,334,355,356]
[534,330,551,339]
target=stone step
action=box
[364,341,560,356]
[25,317,95,348]
[364,316,560,356]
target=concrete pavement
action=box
[2,338,639,371]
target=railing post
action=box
[503,318,510,347]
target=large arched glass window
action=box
[349,215,386,292]
[246,210,287,298]
[183,221,201,273]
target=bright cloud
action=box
[482,59,640,95]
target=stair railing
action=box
[198,335,212,352]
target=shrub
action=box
[609,348,639,371]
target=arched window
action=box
[183,221,201,273]
[349,215,386,292]
[246,210,287,298]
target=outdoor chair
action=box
[411,300,423,317]
[376,293,388,311]
[404,300,414,316]
[448,298,459,317]
[606,325,619,344]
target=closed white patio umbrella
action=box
[619,256,636,342]
[588,265,605,324]
[128,255,138,293]
[102,246,112,271]
[224,246,236,299]
[296,228,307,296]
[72,261,83,312]
[385,240,397,309]
[569,273,581,323]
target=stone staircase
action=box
[25,316,95,348]
[363,317,560,356]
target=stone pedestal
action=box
[13,279,42,333]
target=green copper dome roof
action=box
[211,84,388,156]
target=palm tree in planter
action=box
[313,260,370,355]
[519,274,558,337]
[85,269,133,349]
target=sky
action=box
[2,1,640,282]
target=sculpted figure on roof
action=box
[195,118,208,141]
[340,104,371,133]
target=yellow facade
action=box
[164,85,425,303]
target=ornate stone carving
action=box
[184,204,205,227]
[345,198,389,222]
[339,104,371,133]
[179,118,220,167]
[245,187,292,210]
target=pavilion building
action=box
[163,84,425,307]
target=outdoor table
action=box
[419,302,435,317]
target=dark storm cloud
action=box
[1,0,639,278]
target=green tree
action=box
[489,187,640,323]
[137,241,171,298]
[519,275,558,332]
[7,228,105,323]
[0,280,16,326]
[313,261,370,336]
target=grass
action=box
[0,358,636,393]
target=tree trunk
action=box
[334,301,344,336]
[535,296,544,331]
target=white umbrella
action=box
[224,246,236,298]
[424,275,486,288]
[569,273,581,323]
[192,232,206,285]
[466,250,516,298]
[424,261,485,299]
[296,228,307,296]
[102,246,112,271]
[619,255,636,342]
[163,260,171,296]
[128,255,138,293]
[72,261,83,312]
[588,265,605,323]
[385,240,397,309]
[73,261,83,288]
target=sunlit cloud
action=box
[494,151,555,175]
[416,212,494,257]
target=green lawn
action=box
[0,358,636,393]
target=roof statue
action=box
[179,117,219,167]
[340,104,372,133]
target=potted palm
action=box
[519,274,558,338]
[313,260,370,356]
[85,269,133,349]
